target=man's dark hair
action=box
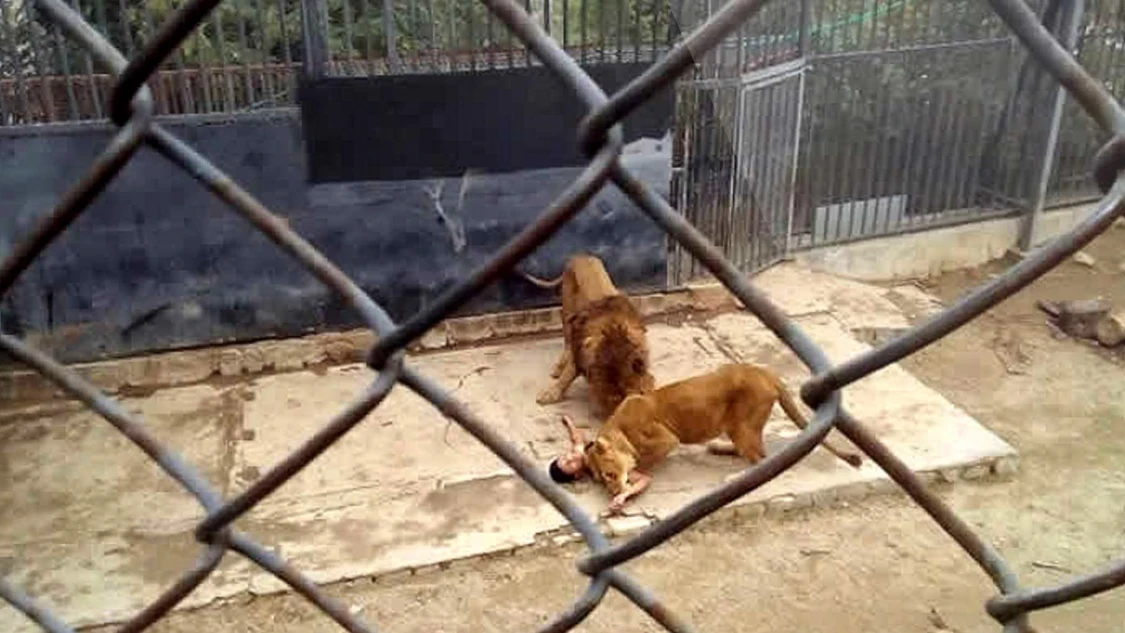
[548,458,578,484]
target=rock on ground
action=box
[1039,298,1111,339]
[1073,251,1097,267]
[1095,310,1125,347]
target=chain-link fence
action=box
[3,0,1125,631]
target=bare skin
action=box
[552,415,652,514]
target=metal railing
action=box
[0,0,678,122]
[3,1,1125,633]
[312,0,678,74]
[0,0,305,121]
[671,0,1124,264]
[1046,0,1125,205]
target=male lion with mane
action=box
[518,254,655,418]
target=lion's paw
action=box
[536,389,562,405]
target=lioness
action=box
[548,363,863,513]
[518,254,655,417]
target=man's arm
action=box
[608,470,653,513]
[560,415,587,451]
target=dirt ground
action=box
[85,227,1125,633]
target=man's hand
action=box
[603,470,653,516]
[560,415,587,449]
[607,493,631,514]
[560,414,578,433]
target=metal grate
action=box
[3,0,1125,631]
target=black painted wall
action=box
[0,64,674,365]
[301,62,675,182]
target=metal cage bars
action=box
[3,0,1125,632]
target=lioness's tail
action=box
[771,372,863,469]
[516,269,564,289]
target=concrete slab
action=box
[0,272,1017,632]
[747,264,913,332]
[237,475,564,596]
[0,534,253,630]
[0,384,254,630]
[651,311,1020,518]
[883,283,946,320]
[0,384,232,543]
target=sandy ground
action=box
[62,227,1125,632]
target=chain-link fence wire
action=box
[2,0,1125,630]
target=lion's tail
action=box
[769,370,863,469]
[772,374,809,430]
[516,269,564,289]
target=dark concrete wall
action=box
[0,108,672,365]
[300,62,675,182]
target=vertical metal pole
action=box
[340,0,356,72]
[300,0,330,79]
[0,0,25,124]
[798,0,812,58]
[271,0,292,106]
[670,86,692,286]
[731,82,746,269]
[382,0,402,71]
[785,66,806,258]
[1019,0,1083,251]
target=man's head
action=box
[548,447,589,484]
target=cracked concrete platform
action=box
[0,265,1017,631]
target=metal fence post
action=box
[1019,0,1084,251]
[300,0,330,79]
[798,0,811,58]
[382,0,403,72]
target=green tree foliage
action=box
[4,0,674,75]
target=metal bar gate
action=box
[670,56,805,285]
